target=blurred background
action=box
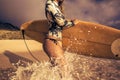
[0,0,120,29]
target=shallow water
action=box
[9,52,120,80]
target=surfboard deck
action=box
[21,19,120,59]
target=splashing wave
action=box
[10,52,120,80]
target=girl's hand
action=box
[73,19,80,25]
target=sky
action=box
[0,0,120,29]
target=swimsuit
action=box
[45,0,74,40]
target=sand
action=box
[0,40,49,69]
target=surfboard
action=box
[21,19,120,59]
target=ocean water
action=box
[10,52,120,80]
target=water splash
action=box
[10,52,120,80]
[10,52,76,80]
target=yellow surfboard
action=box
[21,19,120,59]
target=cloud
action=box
[0,0,46,26]
[65,0,120,29]
[0,0,120,29]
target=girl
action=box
[44,0,79,68]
